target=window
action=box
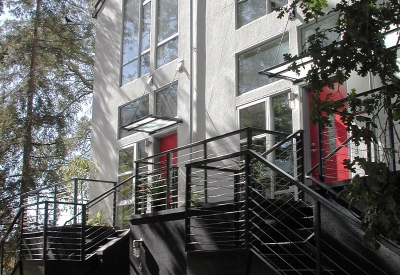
[237,0,288,28]
[238,35,289,95]
[239,93,293,198]
[121,0,178,85]
[156,82,178,117]
[301,14,339,51]
[117,141,148,227]
[157,0,178,68]
[121,0,151,86]
[119,95,149,139]
[239,92,292,150]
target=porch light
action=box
[258,56,312,83]
[121,114,183,134]
[133,239,143,258]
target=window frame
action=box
[236,0,288,29]
[155,0,179,68]
[155,81,178,117]
[236,34,290,96]
[118,94,150,139]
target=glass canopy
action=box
[121,114,182,134]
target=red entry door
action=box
[159,133,178,166]
[159,133,178,207]
[309,83,350,183]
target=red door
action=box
[159,133,178,207]
[309,83,350,183]
[159,133,177,166]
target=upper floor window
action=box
[237,0,288,28]
[157,0,179,68]
[121,0,178,86]
[156,82,178,117]
[238,35,289,95]
[301,14,339,52]
[122,0,152,86]
[119,95,150,139]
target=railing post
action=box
[203,143,208,204]
[81,205,87,261]
[247,128,253,150]
[244,152,252,249]
[135,163,140,214]
[296,131,305,183]
[234,173,241,248]
[53,185,57,226]
[112,181,117,227]
[185,165,191,251]
[387,102,396,171]
[74,178,78,224]
[43,201,49,260]
[314,200,322,275]
[166,152,171,209]
[317,113,325,182]
[1,240,4,275]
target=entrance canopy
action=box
[121,114,183,134]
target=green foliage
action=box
[87,209,111,227]
[277,0,400,247]
[341,158,400,248]
[61,156,97,180]
[0,0,95,232]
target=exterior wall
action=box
[91,0,388,205]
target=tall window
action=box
[156,82,178,117]
[117,141,148,227]
[157,0,178,68]
[121,0,179,85]
[237,0,288,28]
[121,0,151,86]
[119,95,149,139]
[238,35,289,95]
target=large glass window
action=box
[156,82,178,117]
[237,0,288,28]
[119,95,149,139]
[238,35,289,95]
[121,0,151,86]
[121,0,179,85]
[301,14,339,51]
[156,0,178,68]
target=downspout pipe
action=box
[189,0,194,149]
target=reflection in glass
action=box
[271,0,288,10]
[118,174,134,202]
[239,102,266,139]
[121,59,138,86]
[141,2,151,52]
[122,0,140,64]
[272,93,293,170]
[157,0,178,42]
[237,0,266,28]
[119,147,134,174]
[119,95,149,138]
[301,15,339,51]
[157,37,178,67]
[238,36,289,95]
[140,52,150,77]
[156,82,178,117]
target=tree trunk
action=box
[21,0,42,205]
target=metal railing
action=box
[185,145,396,274]
[134,127,295,214]
[0,178,116,275]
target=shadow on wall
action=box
[130,214,187,275]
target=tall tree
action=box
[0,0,95,224]
[279,0,400,247]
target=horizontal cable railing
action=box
[186,141,396,274]
[134,128,292,215]
[0,178,117,275]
